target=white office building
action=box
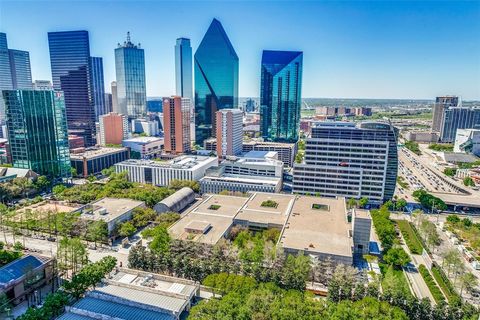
[122,136,163,159]
[454,129,480,156]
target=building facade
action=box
[293,122,398,203]
[122,136,163,159]
[115,32,146,118]
[454,129,480,156]
[175,38,193,102]
[9,49,32,89]
[71,147,130,178]
[242,140,296,167]
[194,19,239,145]
[3,90,71,179]
[432,96,459,132]
[260,50,303,143]
[440,107,480,143]
[216,108,243,158]
[163,96,191,154]
[90,56,107,121]
[98,112,129,146]
[48,30,96,146]
[131,118,160,136]
[33,80,52,90]
[0,33,13,124]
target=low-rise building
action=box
[131,118,160,136]
[79,198,145,235]
[0,167,38,183]
[200,174,282,194]
[405,131,439,143]
[154,187,196,214]
[122,136,164,159]
[115,155,217,187]
[70,147,130,178]
[242,140,296,167]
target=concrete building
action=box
[58,268,198,320]
[98,112,129,146]
[216,109,243,158]
[0,255,53,305]
[352,208,372,255]
[242,140,296,167]
[432,96,459,132]
[131,118,160,136]
[154,187,196,214]
[68,135,85,150]
[200,175,282,194]
[163,96,191,154]
[122,136,164,159]
[293,121,398,203]
[111,81,118,113]
[79,198,145,235]
[0,167,38,183]
[32,80,52,90]
[70,147,129,178]
[405,131,439,143]
[454,129,480,156]
[440,107,480,143]
[114,155,217,186]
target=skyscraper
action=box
[48,30,96,146]
[98,112,129,146]
[105,93,113,113]
[260,50,303,143]
[115,32,146,118]
[9,49,32,89]
[432,96,459,132]
[33,80,53,90]
[216,109,243,158]
[90,56,107,121]
[3,90,71,179]
[175,38,193,102]
[111,81,118,112]
[440,107,480,143]
[194,18,239,145]
[0,33,13,125]
[163,96,191,154]
[293,121,398,203]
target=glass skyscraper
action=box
[194,18,239,145]
[48,30,96,146]
[441,107,480,143]
[3,90,71,179]
[115,32,146,118]
[90,56,107,121]
[175,38,193,102]
[0,33,13,125]
[9,49,32,89]
[260,50,303,143]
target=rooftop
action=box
[0,255,51,288]
[123,136,163,144]
[117,155,217,170]
[235,193,295,227]
[80,198,144,223]
[201,174,281,186]
[70,147,128,160]
[354,208,371,219]
[442,152,479,164]
[279,196,352,257]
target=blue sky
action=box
[1,0,479,99]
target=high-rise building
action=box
[9,50,32,89]
[0,33,13,125]
[216,109,243,158]
[194,19,239,145]
[115,32,146,118]
[293,121,398,203]
[48,30,96,146]
[90,56,107,121]
[245,98,256,113]
[260,50,303,143]
[163,96,191,154]
[33,80,53,90]
[432,96,459,132]
[111,81,119,113]
[105,93,113,113]
[175,38,193,102]
[440,107,480,143]
[3,90,71,179]
[98,112,129,146]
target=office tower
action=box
[293,121,398,203]
[175,38,193,102]
[146,99,163,112]
[194,18,239,145]
[245,98,255,113]
[105,93,113,113]
[163,96,191,154]
[33,80,53,90]
[440,107,480,143]
[260,50,303,143]
[9,50,32,89]
[115,32,146,118]
[98,112,129,146]
[90,56,107,120]
[48,30,96,146]
[432,96,459,132]
[3,90,71,179]
[111,81,119,113]
[216,109,243,157]
[0,33,13,124]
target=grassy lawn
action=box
[395,220,423,254]
[419,264,446,304]
[431,264,459,302]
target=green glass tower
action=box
[260,50,303,143]
[3,90,71,180]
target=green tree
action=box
[443,167,457,177]
[169,179,200,192]
[395,198,407,211]
[383,247,411,268]
[347,198,358,209]
[149,226,171,255]
[86,220,108,249]
[463,176,475,187]
[118,221,136,238]
[34,175,50,192]
[359,197,369,208]
[52,184,67,196]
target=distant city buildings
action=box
[115,32,146,118]
[98,112,129,146]
[260,50,303,143]
[175,38,193,103]
[163,96,191,155]
[432,96,459,132]
[90,56,107,121]
[48,30,96,146]
[33,80,52,90]
[146,99,163,112]
[216,108,243,158]
[3,90,71,179]
[244,98,256,113]
[195,19,239,145]
[315,106,372,117]
[293,121,398,203]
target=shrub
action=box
[418,264,446,304]
[261,200,278,208]
[396,220,423,254]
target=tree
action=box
[395,199,407,211]
[446,214,460,224]
[101,166,115,177]
[57,237,88,276]
[383,247,411,268]
[118,221,136,238]
[347,198,358,209]
[34,175,50,192]
[460,272,478,297]
[0,292,10,314]
[463,177,475,187]
[169,179,200,192]
[359,197,369,208]
[71,167,78,177]
[86,221,108,249]
[149,226,171,255]
[443,167,457,177]
[52,184,67,196]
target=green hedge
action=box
[396,220,423,254]
[418,264,446,304]
[410,223,432,255]
[431,263,459,302]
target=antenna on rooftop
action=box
[127,31,131,43]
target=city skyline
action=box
[0,1,478,100]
